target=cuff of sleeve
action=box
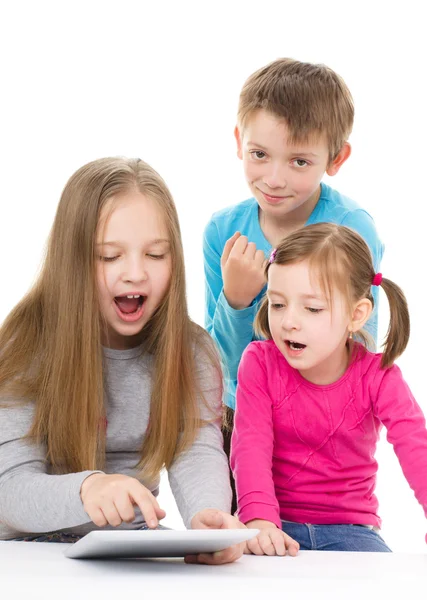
[74,470,105,521]
[217,290,258,320]
[238,503,281,530]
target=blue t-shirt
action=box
[203,182,384,409]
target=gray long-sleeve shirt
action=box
[0,342,231,540]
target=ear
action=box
[234,125,243,160]
[349,298,372,334]
[326,142,351,176]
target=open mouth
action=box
[286,340,306,351]
[114,294,146,322]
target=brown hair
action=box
[237,58,354,162]
[0,157,220,481]
[255,223,409,369]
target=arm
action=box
[167,337,232,527]
[340,209,384,346]
[230,344,281,529]
[0,401,100,533]
[203,220,259,403]
[373,366,427,518]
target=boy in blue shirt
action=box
[203,58,384,511]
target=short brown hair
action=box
[238,58,354,162]
[255,223,410,369]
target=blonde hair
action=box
[255,223,410,369]
[237,58,354,162]
[0,157,220,481]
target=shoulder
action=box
[187,325,223,412]
[209,197,257,223]
[204,198,258,241]
[351,345,401,388]
[319,182,373,221]
[191,323,221,375]
[352,345,382,372]
[238,341,296,404]
[353,349,414,415]
[241,338,275,359]
[240,339,291,376]
[317,183,384,259]
[0,398,35,443]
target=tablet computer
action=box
[64,528,259,559]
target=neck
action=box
[299,342,350,386]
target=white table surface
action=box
[1,541,426,600]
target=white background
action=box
[0,1,426,552]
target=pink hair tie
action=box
[372,272,383,286]
[269,248,277,264]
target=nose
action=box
[263,162,287,190]
[280,306,300,332]
[122,256,148,284]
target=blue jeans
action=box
[281,521,392,552]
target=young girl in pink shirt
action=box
[231,222,427,554]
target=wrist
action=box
[245,519,278,530]
[223,290,253,310]
[80,472,104,502]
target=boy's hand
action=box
[185,508,246,565]
[80,473,166,528]
[245,519,299,557]
[221,232,267,310]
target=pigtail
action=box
[379,278,410,368]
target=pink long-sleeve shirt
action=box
[231,340,427,530]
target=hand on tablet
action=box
[244,519,299,556]
[185,508,246,565]
[80,473,166,528]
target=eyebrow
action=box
[246,141,269,151]
[301,293,325,301]
[267,290,325,301]
[96,238,170,247]
[292,152,319,158]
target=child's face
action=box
[267,260,351,385]
[96,191,172,350]
[236,110,332,220]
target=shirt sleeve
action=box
[373,365,427,518]
[230,344,281,528]
[167,337,232,527]
[0,401,100,534]
[340,209,384,347]
[203,219,258,409]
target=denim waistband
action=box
[281,519,376,530]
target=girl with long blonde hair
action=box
[0,157,243,564]
[231,223,427,555]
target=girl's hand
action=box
[185,508,246,565]
[80,473,166,528]
[221,232,267,310]
[245,519,299,557]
